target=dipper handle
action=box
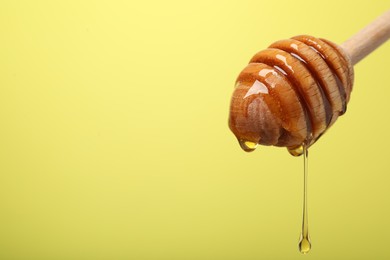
[342,10,390,65]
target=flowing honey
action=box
[298,144,311,254]
[238,140,312,253]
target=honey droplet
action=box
[287,145,304,156]
[299,236,311,254]
[238,140,258,152]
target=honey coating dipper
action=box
[229,10,390,154]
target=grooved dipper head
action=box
[229,35,354,152]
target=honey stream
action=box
[298,144,311,254]
[239,140,312,254]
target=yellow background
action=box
[1,0,389,259]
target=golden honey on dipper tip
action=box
[229,35,354,154]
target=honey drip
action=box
[238,139,258,152]
[298,144,311,254]
[287,145,304,157]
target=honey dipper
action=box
[229,10,390,155]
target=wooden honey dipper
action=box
[229,10,390,155]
